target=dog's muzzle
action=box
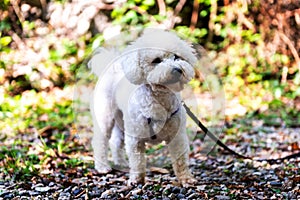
[163,67,183,84]
[172,67,183,76]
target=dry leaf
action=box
[149,167,169,174]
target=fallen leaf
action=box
[291,142,300,151]
[150,167,169,174]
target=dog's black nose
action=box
[163,67,183,84]
[171,67,183,75]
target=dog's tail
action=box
[88,48,119,77]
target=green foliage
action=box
[49,39,78,62]
[146,143,164,154]
[23,20,35,31]
[111,0,157,26]
[0,89,74,134]
[0,0,10,10]
[56,133,69,155]
[64,158,83,168]
[91,34,104,51]
[0,143,39,180]
[175,26,208,43]
[0,36,12,47]
[0,27,12,52]
[53,0,68,3]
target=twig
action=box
[223,0,229,6]
[40,0,47,20]
[208,0,217,42]
[9,0,24,24]
[280,8,300,19]
[295,12,300,26]
[278,31,300,71]
[190,0,199,31]
[167,0,186,29]
[174,0,186,16]
[236,0,255,32]
[8,30,26,50]
[156,0,166,16]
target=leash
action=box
[182,102,300,163]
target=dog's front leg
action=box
[168,129,197,186]
[125,135,146,185]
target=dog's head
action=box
[121,29,196,92]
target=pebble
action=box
[168,193,176,199]
[63,186,72,193]
[100,189,113,198]
[214,195,230,200]
[177,193,185,199]
[0,191,9,197]
[171,186,180,194]
[287,191,296,198]
[35,186,51,192]
[19,190,30,196]
[281,192,287,198]
[220,184,227,191]
[20,197,31,200]
[256,195,264,200]
[162,187,170,196]
[58,196,70,200]
[3,193,14,199]
[253,172,262,176]
[269,181,282,187]
[131,188,142,195]
[29,191,41,196]
[48,182,56,187]
[186,189,196,196]
[197,185,206,191]
[187,192,199,199]
[58,192,71,200]
[180,188,187,194]
[89,191,101,198]
[72,187,82,196]
[32,183,43,188]
[258,181,267,186]
[213,186,220,191]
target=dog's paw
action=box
[127,173,145,186]
[95,164,112,174]
[178,174,198,187]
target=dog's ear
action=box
[121,50,144,85]
[88,48,118,77]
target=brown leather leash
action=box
[182,102,300,163]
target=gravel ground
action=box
[1,125,299,199]
[0,155,299,200]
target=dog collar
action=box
[170,106,180,118]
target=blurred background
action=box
[0,0,299,180]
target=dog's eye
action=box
[174,54,180,60]
[151,58,162,64]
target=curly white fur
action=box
[89,29,197,185]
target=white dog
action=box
[89,29,197,185]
